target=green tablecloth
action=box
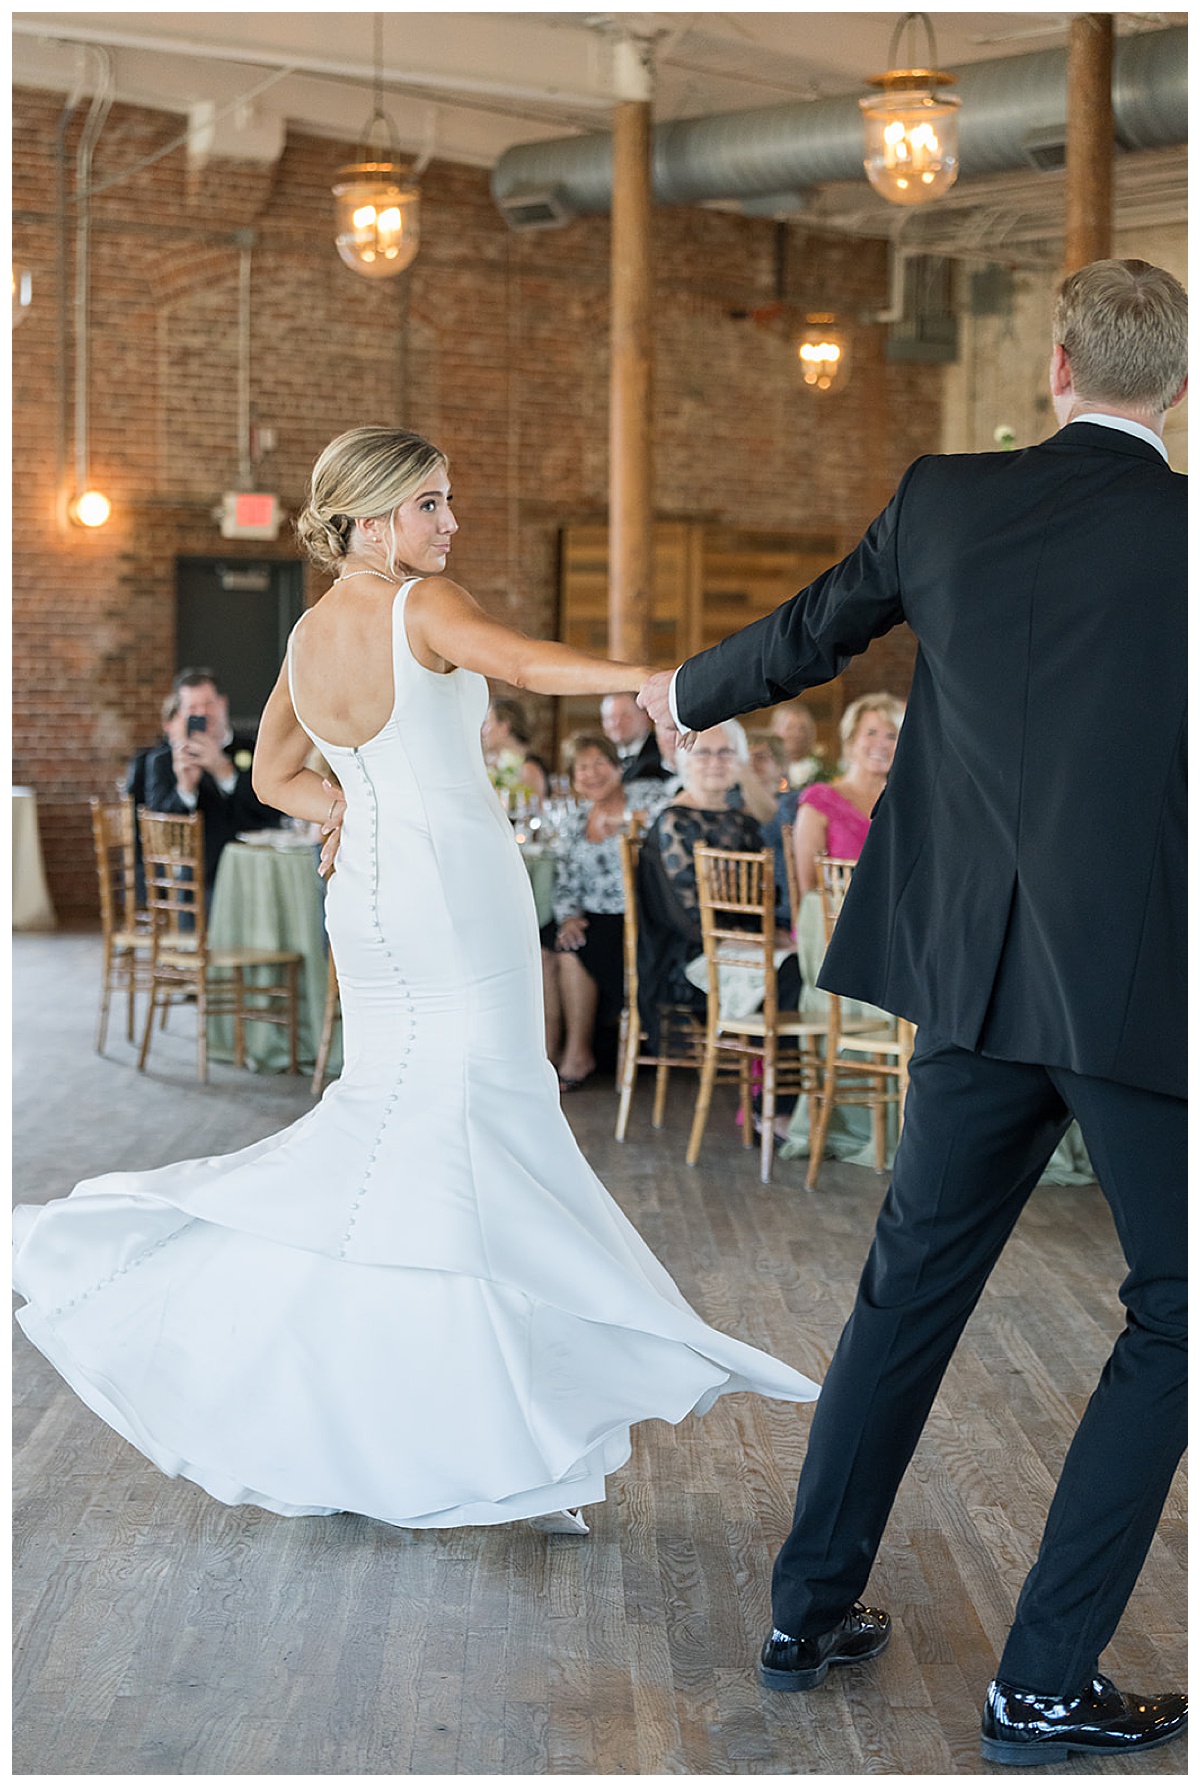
[519,844,556,929]
[207,840,341,1075]
[779,892,1095,1185]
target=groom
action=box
[638,259,1187,1768]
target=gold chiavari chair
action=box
[807,854,915,1189]
[89,797,154,1053]
[137,809,303,1084]
[688,844,828,1184]
[780,818,802,932]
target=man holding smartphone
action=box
[143,667,282,889]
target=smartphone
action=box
[186,715,207,736]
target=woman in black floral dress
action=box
[637,724,801,1054]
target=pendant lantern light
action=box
[332,15,420,279]
[860,13,961,207]
[796,313,850,394]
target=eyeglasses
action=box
[688,747,737,762]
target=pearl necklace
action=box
[335,569,396,584]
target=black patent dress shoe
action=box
[759,1604,891,1691]
[980,1673,1187,1766]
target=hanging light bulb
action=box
[796,314,850,394]
[860,13,961,207]
[333,15,421,280]
[68,489,112,528]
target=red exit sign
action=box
[220,492,282,539]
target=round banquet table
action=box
[207,838,341,1076]
[518,841,556,929]
[12,787,57,931]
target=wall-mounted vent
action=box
[886,255,958,364]
[495,187,576,231]
[969,264,1016,318]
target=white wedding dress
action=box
[13,582,818,1528]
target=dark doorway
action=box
[175,558,306,732]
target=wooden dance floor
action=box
[13,934,1187,1776]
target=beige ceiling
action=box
[12,11,1186,261]
[11,11,1187,167]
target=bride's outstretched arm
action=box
[405,576,655,695]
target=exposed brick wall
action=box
[13,87,936,919]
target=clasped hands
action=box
[636,668,693,752]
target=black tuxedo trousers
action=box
[770,1031,1186,1695]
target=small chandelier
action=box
[796,314,850,395]
[332,16,420,280]
[860,13,961,207]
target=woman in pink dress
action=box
[792,692,904,896]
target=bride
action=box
[13,425,818,1534]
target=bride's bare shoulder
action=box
[404,574,473,610]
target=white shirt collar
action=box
[1069,413,1168,462]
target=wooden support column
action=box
[608,39,654,665]
[1063,13,1113,274]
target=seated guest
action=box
[541,733,634,1091]
[747,731,801,928]
[482,696,548,801]
[791,692,903,896]
[601,691,669,782]
[747,730,790,798]
[771,699,824,788]
[721,717,782,825]
[649,722,683,801]
[636,724,801,1057]
[125,689,180,904]
[126,690,179,808]
[143,667,282,892]
[623,725,683,824]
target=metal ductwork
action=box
[491,26,1186,225]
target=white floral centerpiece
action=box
[488,748,537,811]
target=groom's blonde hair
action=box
[1053,259,1187,415]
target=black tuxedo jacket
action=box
[675,423,1185,1098]
[143,735,281,889]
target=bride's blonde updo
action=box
[295,425,448,575]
